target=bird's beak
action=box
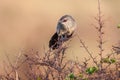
[58,20,62,23]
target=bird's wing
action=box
[49,32,59,49]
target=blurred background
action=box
[0,0,120,74]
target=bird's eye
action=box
[63,19,67,22]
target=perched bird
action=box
[49,15,76,50]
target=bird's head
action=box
[57,15,76,36]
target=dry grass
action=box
[0,37,119,80]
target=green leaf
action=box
[86,66,98,74]
[110,58,116,63]
[69,73,75,79]
[101,58,116,64]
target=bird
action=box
[49,15,76,50]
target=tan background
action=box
[0,0,120,73]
